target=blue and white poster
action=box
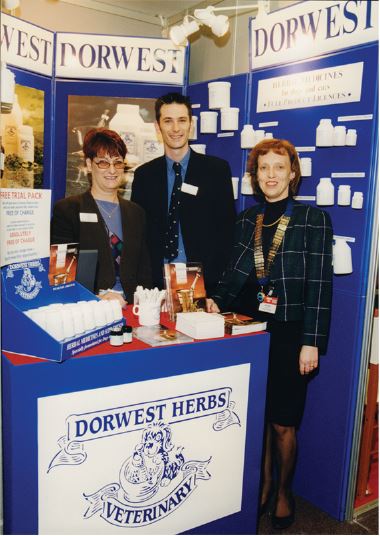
[38,364,250,534]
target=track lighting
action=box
[169,3,268,46]
[169,16,200,46]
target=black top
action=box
[230,197,289,320]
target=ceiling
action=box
[59,0,258,26]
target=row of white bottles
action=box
[240,125,273,149]
[316,119,357,147]
[1,94,35,162]
[25,299,123,341]
[109,104,163,165]
[316,178,363,208]
[199,108,240,133]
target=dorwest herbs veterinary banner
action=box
[55,33,185,84]
[1,13,54,76]
[38,365,250,534]
[250,0,378,70]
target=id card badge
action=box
[258,295,278,314]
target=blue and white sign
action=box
[38,365,250,533]
[250,0,378,70]
[1,13,54,76]
[55,33,185,84]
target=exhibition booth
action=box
[1,0,378,534]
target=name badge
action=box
[80,212,98,223]
[258,295,278,314]
[181,182,198,196]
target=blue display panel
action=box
[187,74,250,212]
[248,42,378,519]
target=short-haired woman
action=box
[207,138,333,529]
[51,128,152,305]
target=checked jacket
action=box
[212,200,333,354]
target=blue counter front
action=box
[2,326,270,535]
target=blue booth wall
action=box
[247,42,378,519]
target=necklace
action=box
[262,214,284,228]
[97,200,119,219]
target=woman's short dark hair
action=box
[247,138,301,196]
[155,92,192,122]
[83,128,127,161]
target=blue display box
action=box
[1,257,122,362]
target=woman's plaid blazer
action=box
[212,199,333,354]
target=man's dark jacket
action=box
[131,149,236,294]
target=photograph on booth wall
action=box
[66,96,164,199]
[1,84,45,190]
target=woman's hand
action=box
[98,291,127,309]
[206,298,220,313]
[299,345,319,375]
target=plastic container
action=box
[264,132,273,139]
[333,238,353,274]
[200,111,218,133]
[109,104,142,157]
[346,129,357,146]
[333,125,346,146]
[0,63,15,113]
[300,157,312,177]
[254,129,265,146]
[2,94,22,155]
[189,116,198,140]
[337,185,351,206]
[240,125,255,148]
[208,81,231,109]
[220,107,239,131]
[241,172,253,195]
[316,118,334,147]
[17,125,34,162]
[231,177,239,200]
[189,144,206,154]
[316,177,334,206]
[351,191,363,209]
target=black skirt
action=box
[265,320,309,428]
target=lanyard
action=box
[253,198,294,287]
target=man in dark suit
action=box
[131,92,236,294]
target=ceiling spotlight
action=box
[194,6,230,38]
[169,16,200,46]
[3,0,20,9]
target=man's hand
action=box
[206,298,220,313]
[98,291,127,309]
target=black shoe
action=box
[271,494,295,530]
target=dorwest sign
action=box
[1,13,54,76]
[250,0,378,70]
[55,33,185,84]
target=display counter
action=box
[2,309,270,535]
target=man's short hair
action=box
[155,92,192,122]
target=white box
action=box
[176,312,225,340]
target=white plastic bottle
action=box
[240,125,255,148]
[351,192,363,209]
[2,94,23,155]
[109,104,143,158]
[254,129,265,146]
[300,157,312,177]
[346,129,357,146]
[333,238,353,274]
[241,172,253,195]
[316,119,334,147]
[189,116,198,140]
[18,124,34,162]
[139,122,163,163]
[337,185,351,206]
[333,125,346,146]
[316,177,334,206]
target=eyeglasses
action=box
[93,159,125,170]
